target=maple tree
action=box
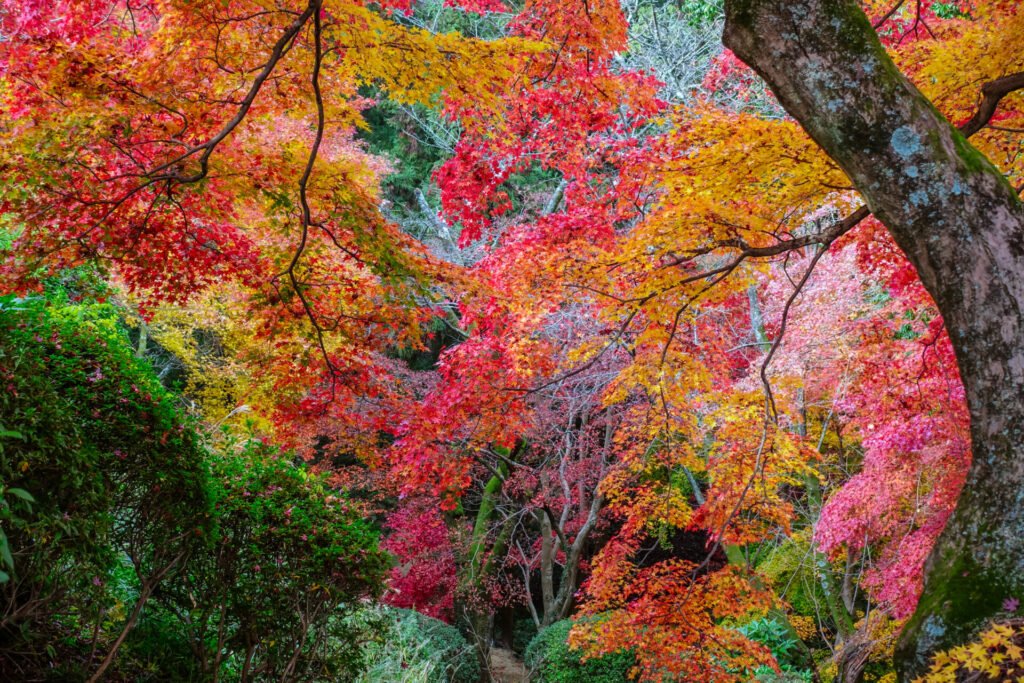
[0,0,531,462]
[2,0,1023,681]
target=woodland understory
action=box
[1,0,1023,681]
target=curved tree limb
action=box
[723,1,1024,678]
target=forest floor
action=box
[489,647,528,683]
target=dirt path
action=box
[489,646,528,683]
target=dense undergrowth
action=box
[0,287,388,681]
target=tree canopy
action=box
[1,0,1023,681]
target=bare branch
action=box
[959,71,1024,138]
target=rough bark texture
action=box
[722,1,1024,679]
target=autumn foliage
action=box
[1,0,1023,681]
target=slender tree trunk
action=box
[87,581,155,683]
[461,464,507,678]
[135,321,148,358]
[722,1,1024,678]
[212,602,228,683]
[747,284,770,351]
[538,509,556,623]
[241,641,257,683]
[281,600,320,683]
[87,548,187,682]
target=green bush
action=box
[355,606,480,683]
[0,293,210,668]
[757,538,828,619]
[118,606,204,682]
[739,618,814,683]
[155,438,387,681]
[750,666,815,683]
[513,617,538,655]
[0,293,388,681]
[524,619,634,683]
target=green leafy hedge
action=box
[0,293,210,641]
[524,619,635,683]
[151,438,387,680]
[0,293,387,681]
[355,606,481,683]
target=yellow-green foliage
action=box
[917,622,1024,682]
[757,531,826,619]
[136,288,272,431]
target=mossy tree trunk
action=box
[459,457,516,681]
[721,1,1024,679]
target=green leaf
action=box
[6,488,34,503]
[0,529,13,571]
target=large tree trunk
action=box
[721,1,1024,679]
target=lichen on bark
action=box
[721,1,1024,679]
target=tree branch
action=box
[959,71,1024,138]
